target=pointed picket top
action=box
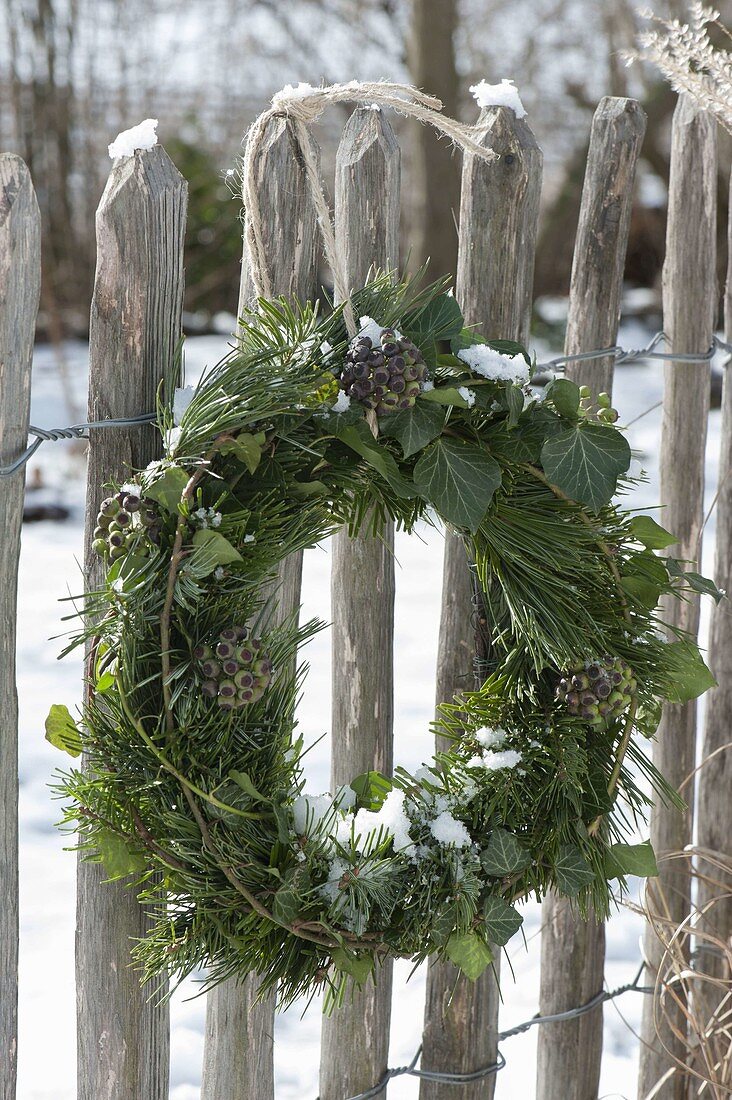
[239,113,320,314]
[335,106,401,286]
[565,96,647,399]
[457,104,542,341]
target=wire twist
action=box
[323,963,651,1100]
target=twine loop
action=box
[242,80,498,339]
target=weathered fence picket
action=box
[320,105,400,1100]
[78,145,187,1100]
[200,113,320,1100]
[537,96,646,1100]
[0,153,41,1100]
[638,94,718,1100]
[420,103,542,1100]
[694,165,732,1080]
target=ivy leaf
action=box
[545,378,581,419]
[95,670,116,694]
[379,402,445,458]
[96,830,147,880]
[629,515,677,550]
[482,894,524,945]
[332,421,417,499]
[480,828,531,876]
[606,841,658,880]
[663,640,716,703]
[229,769,268,804]
[554,845,595,897]
[350,770,392,811]
[540,423,631,510]
[272,867,310,925]
[446,932,493,981]
[413,438,502,533]
[219,432,265,475]
[419,386,471,408]
[45,704,82,757]
[191,529,243,574]
[665,559,725,602]
[144,466,188,512]
[430,904,457,947]
[684,572,725,604]
[407,292,464,344]
[620,576,661,610]
[332,948,375,988]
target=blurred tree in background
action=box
[0,0,729,337]
[164,135,243,317]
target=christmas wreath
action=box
[50,271,716,1006]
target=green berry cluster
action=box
[579,385,619,425]
[555,656,637,728]
[194,627,273,711]
[92,489,161,561]
[340,329,429,415]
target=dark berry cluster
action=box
[194,627,272,711]
[556,657,636,728]
[92,489,161,561]
[340,328,429,415]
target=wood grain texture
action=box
[637,95,717,1100]
[202,113,318,1100]
[693,166,732,1077]
[564,97,647,399]
[0,153,41,1100]
[538,96,646,1100]
[77,145,186,1100]
[319,107,400,1100]
[420,106,542,1100]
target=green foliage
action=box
[145,466,189,512]
[51,269,717,1007]
[379,402,446,458]
[541,422,632,510]
[663,641,716,702]
[629,515,676,550]
[350,771,393,810]
[554,845,596,896]
[191,529,243,571]
[446,932,493,980]
[545,378,581,419]
[45,704,82,757]
[96,830,147,880]
[480,829,531,877]
[606,842,658,880]
[413,439,502,532]
[482,894,524,945]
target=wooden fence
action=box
[0,89,730,1100]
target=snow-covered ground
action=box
[14,324,723,1099]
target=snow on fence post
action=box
[638,94,717,1100]
[420,104,542,1100]
[200,114,319,1100]
[694,165,732,1071]
[319,105,400,1100]
[537,96,646,1100]
[0,153,41,1100]
[78,145,187,1100]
